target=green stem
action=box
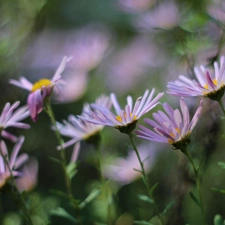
[182,148,206,225]
[128,133,163,225]
[218,99,225,116]
[44,99,82,224]
[0,153,33,225]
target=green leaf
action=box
[138,194,154,204]
[218,161,225,169]
[211,187,225,194]
[79,188,101,209]
[160,200,175,216]
[133,221,154,225]
[66,162,77,180]
[214,214,225,225]
[189,191,201,207]
[49,157,62,165]
[150,182,159,194]
[50,189,70,199]
[51,207,77,223]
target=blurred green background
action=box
[1,0,225,224]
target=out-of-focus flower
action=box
[80,89,164,134]
[53,70,88,103]
[207,1,225,24]
[23,24,111,73]
[0,136,29,188]
[136,98,203,150]
[66,25,111,72]
[116,0,155,13]
[134,1,180,31]
[0,101,30,142]
[56,95,111,149]
[167,56,225,101]
[102,144,159,186]
[16,157,38,192]
[10,56,71,121]
[104,36,165,93]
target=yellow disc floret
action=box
[116,113,137,123]
[32,79,52,92]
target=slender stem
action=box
[0,152,33,225]
[218,99,225,116]
[44,99,82,224]
[128,133,163,225]
[182,148,206,225]
[96,140,113,225]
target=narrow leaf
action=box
[189,191,201,207]
[66,162,77,180]
[138,194,154,204]
[160,200,175,216]
[51,207,77,223]
[214,214,224,225]
[150,182,159,194]
[49,157,62,165]
[79,188,101,209]
[218,161,225,169]
[211,187,225,194]
[133,220,154,225]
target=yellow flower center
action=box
[203,79,218,90]
[116,113,137,123]
[31,79,52,92]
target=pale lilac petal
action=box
[1,131,18,142]
[189,100,203,131]
[14,154,29,169]
[110,93,121,115]
[9,77,33,91]
[70,142,80,163]
[9,136,25,169]
[27,90,44,122]
[52,56,72,82]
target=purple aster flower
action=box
[10,56,71,122]
[80,89,164,134]
[136,98,203,150]
[167,56,225,101]
[56,95,111,149]
[0,136,29,188]
[0,101,30,142]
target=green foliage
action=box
[66,162,77,180]
[214,214,225,225]
[211,188,225,195]
[218,161,225,169]
[180,11,208,32]
[189,191,201,207]
[160,200,175,217]
[133,221,154,225]
[138,194,154,204]
[50,207,77,223]
[78,188,101,209]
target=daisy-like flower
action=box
[80,89,164,134]
[167,56,225,101]
[0,101,30,142]
[9,56,71,122]
[136,98,203,150]
[0,136,29,188]
[56,95,112,149]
